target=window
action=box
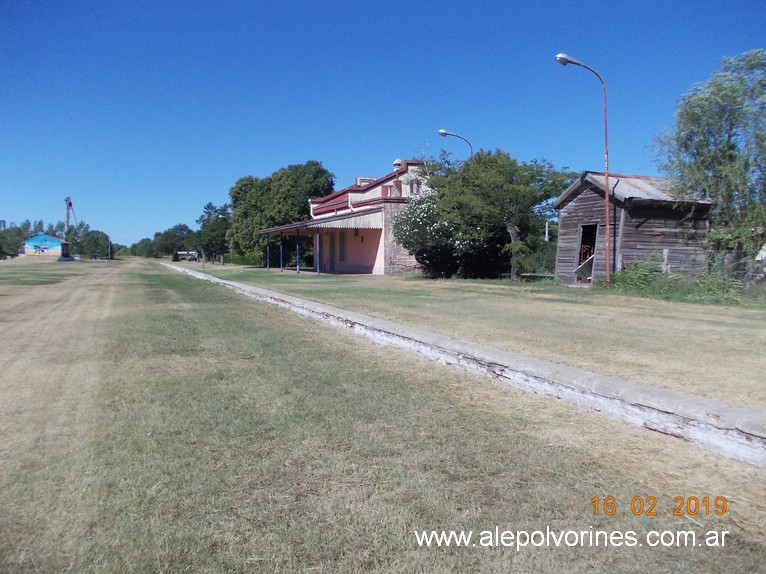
[339,230,346,262]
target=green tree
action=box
[0,225,27,258]
[196,202,230,227]
[131,238,155,257]
[656,49,766,256]
[45,221,65,238]
[153,224,195,257]
[111,243,128,257]
[80,230,110,258]
[227,176,270,254]
[392,192,459,278]
[394,150,574,279]
[65,221,91,255]
[18,220,33,237]
[227,161,334,255]
[268,161,334,224]
[195,203,231,262]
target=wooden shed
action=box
[552,172,712,285]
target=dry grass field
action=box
[193,263,766,412]
[1,257,764,573]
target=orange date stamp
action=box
[591,496,728,517]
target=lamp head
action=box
[438,129,449,137]
[555,52,585,67]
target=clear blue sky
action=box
[1,0,764,246]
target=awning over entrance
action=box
[310,210,383,230]
[255,208,383,236]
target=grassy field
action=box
[181,262,766,413]
[1,258,765,573]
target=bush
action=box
[605,255,745,304]
[230,252,262,266]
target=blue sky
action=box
[1,0,764,246]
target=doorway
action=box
[575,223,598,282]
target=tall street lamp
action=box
[438,129,474,159]
[555,52,611,286]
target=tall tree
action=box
[656,49,766,255]
[226,176,270,254]
[131,238,155,258]
[80,230,110,258]
[196,202,230,226]
[0,225,26,258]
[153,224,195,256]
[438,150,574,279]
[66,221,91,254]
[45,221,65,238]
[18,220,33,238]
[227,161,334,254]
[195,202,231,262]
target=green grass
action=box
[2,260,765,572]
[0,259,88,286]
[177,262,766,412]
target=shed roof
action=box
[552,172,713,209]
[24,233,67,246]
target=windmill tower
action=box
[61,196,77,259]
[65,196,77,230]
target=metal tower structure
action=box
[65,196,78,230]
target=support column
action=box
[296,229,300,273]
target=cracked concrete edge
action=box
[163,263,766,466]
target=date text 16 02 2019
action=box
[592,495,727,517]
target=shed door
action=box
[576,223,599,283]
[579,224,598,265]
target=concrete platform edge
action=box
[164,264,766,467]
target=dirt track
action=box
[2,258,766,571]
[0,261,122,464]
[0,260,126,563]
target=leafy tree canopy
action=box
[0,226,26,258]
[194,202,231,261]
[196,202,230,227]
[130,238,156,258]
[227,160,334,254]
[394,149,575,279]
[0,218,111,259]
[152,223,195,257]
[79,230,110,259]
[656,49,766,254]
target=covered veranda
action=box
[255,208,384,275]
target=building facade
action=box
[257,159,427,274]
[23,233,70,258]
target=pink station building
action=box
[257,159,428,274]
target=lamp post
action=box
[555,52,611,286]
[438,129,474,159]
